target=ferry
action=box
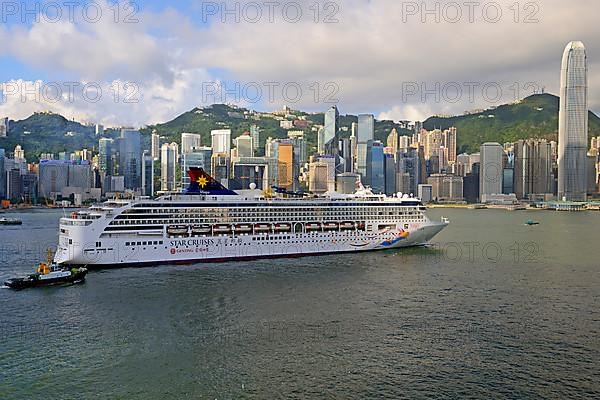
[53,168,449,268]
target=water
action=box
[0,208,599,399]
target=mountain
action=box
[423,93,600,153]
[0,112,119,161]
[3,93,600,159]
[144,104,413,155]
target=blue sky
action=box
[1,0,599,126]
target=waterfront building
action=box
[428,174,463,202]
[558,41,588,201]
[38,160,93,200]
[513,139,553,200]
[479,143,503,203]
[418,184,433,203]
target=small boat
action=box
[525,220,540,226]
[213,224,232,234]
[191,224,212,234]
[340,222,356,230]
[254,224,271,232]
[233,224,253,233]
[167,225,189,235]
[0,217,22,225]
[4,249,87,290]
[274,223,291,232]
[323,222,339,231]
[305,223,322,232]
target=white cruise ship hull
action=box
[54,217,448,268]
[54,169,449,268]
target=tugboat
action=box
[0,217,22,225]
[4,249,88,290]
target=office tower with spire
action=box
[558,41,588,201]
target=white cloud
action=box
[0,0,599,124]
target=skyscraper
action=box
[368,142,385,194]
[161,143,179,191]
[211,129,232,155]
[479,142,503,203]
[181,133,202,154]
[151,131,160,160]
[250,125,260,151]
[558,41,588,201]
[443,127,457,164]
[119,128,142,190]
[514,139,553,200]
[233,133,254,158]
[0,148,5,199]
[98,138,114,175]
[356,114,375,182]
[323,106,339,155]
[181,147,212,189]
[387,128,399,154]
[0,117,8,137]
[142,150,154,197]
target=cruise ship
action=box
[54,168,449,268]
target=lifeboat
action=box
[356,222,366,231]
[213,224,232,234]
[254,223,271,232]
[340,222,356,230]
[234,224,253,233]
[305,223,322,231]
[191,224,212,234]
[323,222,339,231]
[167,225,189,235]
[274,223,291,232]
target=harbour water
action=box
[0,209,598,399]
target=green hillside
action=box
[145,104,413,154]
[423,93,600,153]
[0,112,119,161]
[3,93,600,160]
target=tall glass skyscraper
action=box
[356,114,375,183]
[558,41,588,201]
[0,148,5,199]
[323,106,339,155]
[119,128,142,190]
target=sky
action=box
[0,0,598,127]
